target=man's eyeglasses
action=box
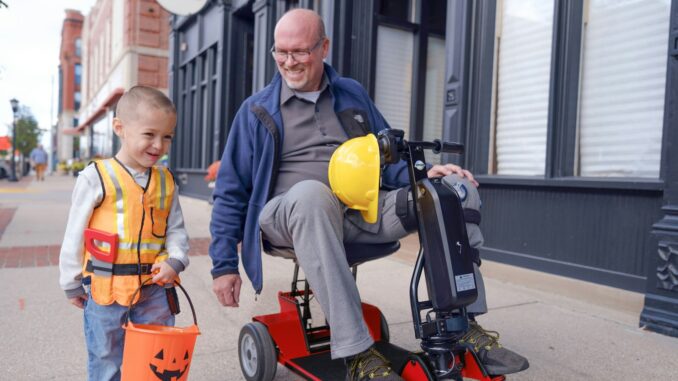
[270,37,325,63]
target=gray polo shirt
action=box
[273,76,348,196]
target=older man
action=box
[209,8,527,380]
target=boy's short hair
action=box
[116,85,176,121]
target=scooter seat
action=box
[263,240,401,266]
[345,241,401,266]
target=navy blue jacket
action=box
[209,64,409,293]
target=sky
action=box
[0,0,96,149]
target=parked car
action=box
[0,159,10,179]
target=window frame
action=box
[470,0,668,191]
[370,0,446,141]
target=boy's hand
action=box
[427,164,478,187]
[151,261,178,285]
[69,294,88,309]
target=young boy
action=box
[59,86,190,381]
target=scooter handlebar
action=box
[432,139,464,154]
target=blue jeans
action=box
[83,284,174,381]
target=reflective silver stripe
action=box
[158,168,167,210]
[103,160,126,240]
[91,258,113,277]
[93,240,112,253]
[117,241,164,251]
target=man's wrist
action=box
[212,268,239,279]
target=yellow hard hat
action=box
[328,134,381,223]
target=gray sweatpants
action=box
[259,177,487,359]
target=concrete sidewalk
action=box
[1,174,677,380]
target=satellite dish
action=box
[157,0,208,16]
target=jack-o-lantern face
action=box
[149,349,190,381]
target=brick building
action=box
[55,9,84,163]
[68,0,170,159]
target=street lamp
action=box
[8,98,19,182]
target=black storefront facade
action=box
[168,0,678,337]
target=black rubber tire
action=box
[238,322,278,381]
[380,311,390,343]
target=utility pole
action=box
[8,98,19,182]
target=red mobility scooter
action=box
[238,129,508,380]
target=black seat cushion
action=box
[262,240,400,266]
[344,241,401,266]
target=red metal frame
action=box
[401,360,433,380]
[458,350,506,381]
[252,289,385,374]
[254,291,310,360]
[400,351,506,381]
[251,281,505,381]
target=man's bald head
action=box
[275,8,325,42]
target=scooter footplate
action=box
[286,341,411,381]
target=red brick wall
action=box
[138,55,168,88]
[125,0,170,50]
[59,9,84,111]
[84,0,169,97]
[123,0,170,90]
[84,0,114,97]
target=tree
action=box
[11,107,42,157]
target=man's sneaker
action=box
[459,321,529,375]
[346,347,404,381]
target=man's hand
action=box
[427,164,478,187]
[68,294,88,309]
[213,274,242,307]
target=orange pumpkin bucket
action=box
[121,282,200,381]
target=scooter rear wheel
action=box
[238,322,278,381]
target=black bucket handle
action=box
[124,278,198,327]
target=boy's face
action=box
[113,107,176,173]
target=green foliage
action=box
[71,161,86,172]
[12,110,42,157]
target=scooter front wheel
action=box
[238,322,278,381]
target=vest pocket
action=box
[150,207,170,238]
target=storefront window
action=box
[576,0,669,178]
[491,0,554,175]
[91,111,114,158]
[374,26,414,139]
[422,36,445,165]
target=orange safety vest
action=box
[82,158,175,306]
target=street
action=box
[1,174,677,380]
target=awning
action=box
[0,136,11,151]
[61,128,83,136]
[72,87,125,133]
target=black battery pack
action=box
[416,177,478,311]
